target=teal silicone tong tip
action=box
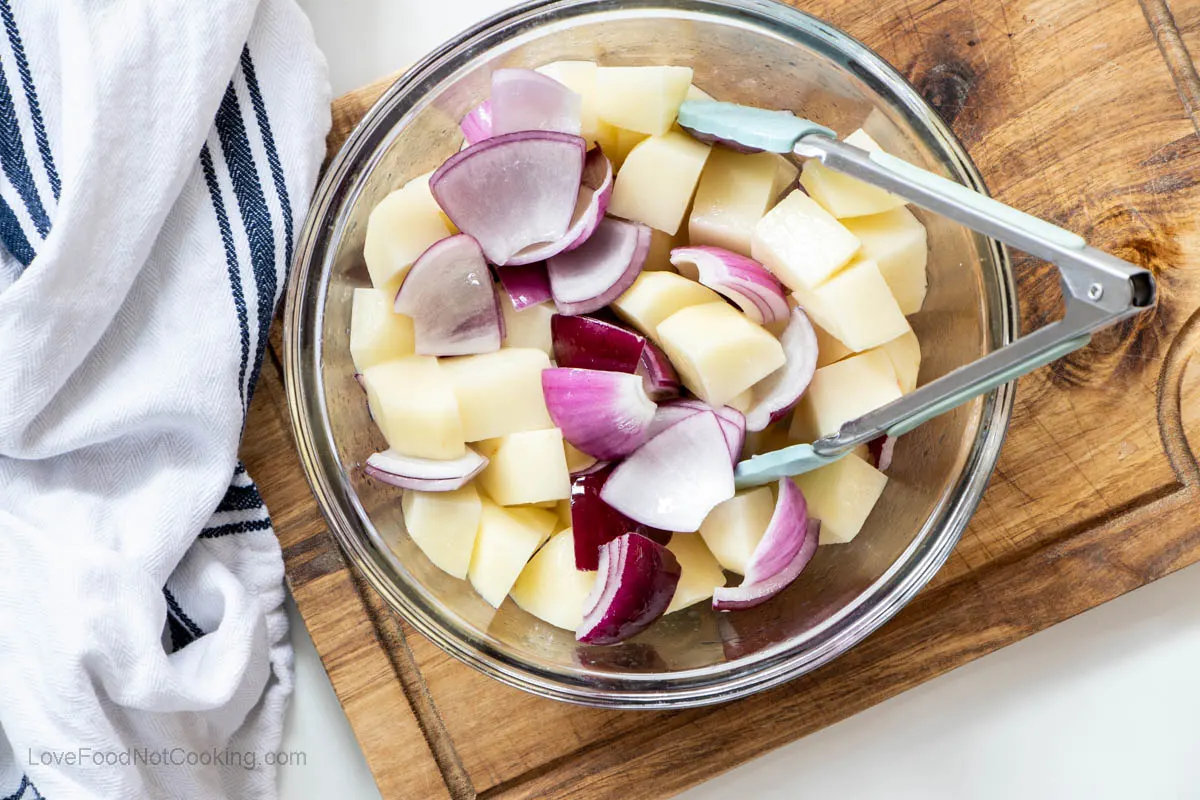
[677,100,835,154]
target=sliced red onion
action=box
[600,410,735,532]
[498,263,552,310]
[570,464,669,571]
[712,479,819,610]
[548,217,651,315]
[636,341,680,401]
[363,448,488,492]
[869,435,897,472]
[459,100,493,145]
[542,368,657,460]
[576,533,681,645]
[713,406,747,465]
[431,131,586,265]
[671,246,789,326]
[645,398,708,440]
[505,148,613,266]
[551,314,644,373]
[744,307,819,432]
[490,68,582,137]
[394,235,501,356]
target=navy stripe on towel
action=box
[199,518,272,539]
[0,0,57,200]
[1,774,41,800]
[0,54,47,237]
[216,482,265,513]
[163,587,203,652]
[0,193,33,265]
[240,47,293,268]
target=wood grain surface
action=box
[240,1,1200,797]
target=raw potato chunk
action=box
[657,302,787,407]
[812,321,853,369]
[799,130,907,219]
[685,84,714,101]
[499,292,554,357]
[440,348,554,442]
[555,499,573,531]
[613,128,649,170]
[842,207,928,315]
[699,487,774,575]
[536,61,606,145]
[363,357,465,459]
[751,190,861,291]
[350,288,415,371]
[594,65,693,135]
[879,330,921,394]
[478,428,571,506]
[792,453,888,544]
[789,349,901,442]
[468,499,557,608]
[612,271,721,341]
[364,173,453,300]
[563,442,597,475]
[609,130,711,235]
[728,389,753,414]
[791,259,911,352]
[510,529,596,630]
[666,534,727,613]
[643,228,683,272]
[689,149,798,256]
[402,485,482,579]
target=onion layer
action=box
[459,101,493,145]
[671,246,789,325]
[505,147,613,266]
[713,406,747,464]
[490,68,582,137]
[498,263,552,310]
[548,217,651,315]
[744,307,819,432]
[542,368,657,460]
[570,464,669,571]
[576,533,681,645]
[364,448,488,492]
[636,341,681,401]
[394,235,502,356]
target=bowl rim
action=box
[283,0,1018,708]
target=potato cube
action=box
[657,302,786,407]
[498,291,554,357]
[842,206,928,315]
[594,65,693,135]
[699,487,774,575]
[363,357,465,459]
[478,428,571,506]
[666,534,727,613]
[879,330,921,394]
[791,259,911,352]
[350,288,415,371]
[643,228,683,272]
[612,271,721,341]
[689,149,798,256]
[563,442,597,475]
[364,173,453,300]
[685,84,714,101]
[402,485,481,579]
[468,499,557,607]
[609,130,711,235]
[799,129,908,219]
[789,349,901,442]
[613,128,649,170]
[510,529,596,629]
[751,190,861,291]
[555,499,573,531]
[792,453,888,544]
[536,61,604,145]
[813,321,853,369]
[728,388,753,414]
[440,348,553,442]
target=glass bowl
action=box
[284,0,1017,708]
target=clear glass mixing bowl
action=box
[284,0,1017,708]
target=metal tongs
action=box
[676,101,1157,489]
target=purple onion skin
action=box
[498,263,553,310]
[576,533,681,645]
[636,341,681,401]
[570,465,670,571]
[551,314,644,373]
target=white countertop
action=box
[278,2,1200,796]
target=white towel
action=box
[0,1,330,797]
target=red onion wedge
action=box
[506,148,613,266]
[744,307,819,432]
[364,448,488,492]
[459,100,493,145]
[570,464,669,571]
[576,533,681,645]
[548,217,651,315]
[671,246,789,326]
[713,479,819,610]
[868,435,896,472]
[600,410,735,532]
[490,68,582,137]
[713,406,747,465]
[550,314,679,400]
[542,368,657,460]
[498,263,552,310]
[394,234,502,356]
[431,131,586,265]
[645,398,708,440]
[636,341,680,401]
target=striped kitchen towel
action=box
[0,1,329,798]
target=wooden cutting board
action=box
[241,0,1200,797]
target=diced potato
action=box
[666,534,727,614]
[363,357,465,459]
[689,149,798,256]
[643,228,682,272]
[364,173,453,300]
[468,499,557,607]
[563,442,597,475]
[555,499,573,531]
[799,129,908,219]
[791,259,911,352]
[685,84,714,101]
[510,529,596,630]
[879,330,921,394]
[699,487,774,575]
[536,61,604,145]
[499,291,554,357]
[402,485,481,579]
[612,271,721,341]
[350,288,415,371]
[842,207,928,315]
[812,321,853,369]
[440,349,554,442]
[594,65,693,135]
[613,128,649,170]
[728,389,753,414]
[657,302,787,407]
[751,190,861,291]
[478,428,571,506]
[789,349,901,442]
[609,130,711,235]
[792,453,888,544]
